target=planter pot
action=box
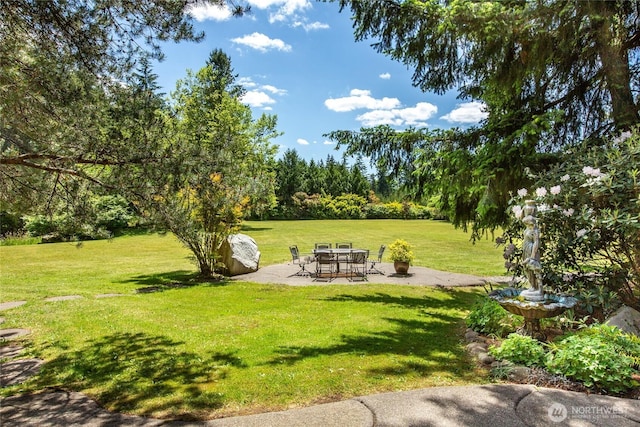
[394,261,410,275]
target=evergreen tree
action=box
[329,0,640,234]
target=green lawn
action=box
[0,220,501,419]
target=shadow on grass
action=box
[269,290,478,380]
[239,224,273,232]
[119,270,230,293]
[35,332,245,418]
[325,290,477,313]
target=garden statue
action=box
[520,201,544,302]
[490,200,577,339]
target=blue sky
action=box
[153,0,487,163]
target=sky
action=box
[153,0,487,163]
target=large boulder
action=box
[606,305,640,338]
[220,234,260,276]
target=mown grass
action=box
[0,220,500,419]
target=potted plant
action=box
[388,239,414,274]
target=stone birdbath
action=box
[490,201,577,340]
[489,287,577,340]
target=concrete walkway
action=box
[2,264,639,426]
[2,384,639,426]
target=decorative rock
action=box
[465,342,487,355]
[464,329,480,342]
[606,305,640,338]
[507,366,532,382]
[219,233,261,276]
[477,352,495,365]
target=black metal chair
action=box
[368,245,386,275]
[335,242,352,271]
[314,251,336,281]
[315,243,331,249]
[349,249,369,281]
[289,245,311,277]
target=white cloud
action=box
[325,89,437,127]
[248,0,311,23]
[379,73,391,80]
[356,102,438,127]
[231,32,292,52]
[297,138,310,145]
[241,90,276,108]
[324,89,401,112]
[237,77,257,89]
[398,102,438,125]
[441,101,488,124]
[323,140,334,145]
[187,4,233,21]
[261,85,288,95]
[293,21,330,31]
[238,78,286,108]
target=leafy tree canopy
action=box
[326,0,640,235]
[0,0,247,212]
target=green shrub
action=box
[465,297,522,337]
[490,333,546,367]
[92,195,134,232]
[0,211,24,236]
[545,324,640,393]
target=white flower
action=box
[613,131,632,143]
[583,166,604,177]
[517,188,528,197]
[535,187,547,198]
[576,229,587,238]
[563,208,575,217]
[512,205,523,219]
[550,185,561,195]
[561,174,570,182]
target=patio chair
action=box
[335,242,352,270]
[314,251,336,281]
[348,249,369,281]
[367,245,386,275]
[314,243,332,250]
[289,245,311,277]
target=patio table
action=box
[312,248,368,275]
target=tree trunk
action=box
[591,2,640,131]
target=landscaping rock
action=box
[220,233,261,276]
[477,352,495,365]
[464,329,482,342]
[465,342,487,355]
[606,305,640,338]
[508,366,532,382]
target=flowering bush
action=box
[500,129,640,312]
[388,239,415,263]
